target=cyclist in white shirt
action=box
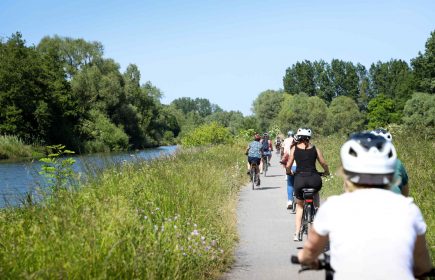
[297,132,432,280]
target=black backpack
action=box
[261,139,270,152]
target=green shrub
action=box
[81,110,130,153]
[0,135,41,160]
[402,92,435,139]
[181,122,233,147]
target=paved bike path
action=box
[222,154,323,280]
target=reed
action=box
[0,135,42,160]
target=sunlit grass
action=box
[0,135,43,160]
[0,145,246,279]
[314,133,435,261]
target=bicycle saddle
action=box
[302,188,316,199]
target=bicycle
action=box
[275,142,281,153]
[291,253,334,280]
[296,171,326,241]
[250,162,260,190]
[297,187,317,241]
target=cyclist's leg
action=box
[293,174,305,237]
[294,198,304,236]
[287,166,296,208]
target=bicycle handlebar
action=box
[290,254,333,272]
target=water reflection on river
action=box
[0,146,177,207]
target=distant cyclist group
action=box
[244,127,433,279]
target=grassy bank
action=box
[314,133,435,261]
[0,135,43,160]
[0,145,246,279]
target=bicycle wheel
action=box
[264,157,268,176]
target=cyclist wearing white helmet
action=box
[297,132,432,280]
[280,130,297,209]
[285,128,329,240]
[371,128,409,196]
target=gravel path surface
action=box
[222,154,324,280]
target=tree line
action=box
[1,30,433,155]
[0,33,254,154]
[254,30,434,138]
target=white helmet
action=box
[295,128,312,141]
[340,132,397,185]
[296,128,312,137]
[371,128,392,142]
[287,130,294,137]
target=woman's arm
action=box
[316,148,330,175]
[413,234,432,277]
[285,147,295,173]
[298,228,329,267]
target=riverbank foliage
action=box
[0,145,246,279]
[315,132,435,261]
[0,135,43,160]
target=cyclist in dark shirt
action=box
[285,128,329,241]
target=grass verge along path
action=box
[0,145,246,279]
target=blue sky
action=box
[1,0,434,116]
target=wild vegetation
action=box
[0,145,246,279]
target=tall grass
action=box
[0,135,42,160]
[314,133,435,261]
[0,145,246,279]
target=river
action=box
[0,146,178,208]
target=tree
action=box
[283,60,316,96]
[38,35,104,79]
[205,110,245,134]
[277,93,329,135]
[355,63,371,112]
[328,96,364,135]
[366,94,401,129]
[402,92,435,139]
[411,30,435,94]
[369,59,414,112]
[313,60,334,102]
[0,32,77,146]
[252,89,285,132]
[328,59,359,101]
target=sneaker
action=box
[260,170,263,174]
[287,201,293,209]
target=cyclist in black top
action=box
[285,128,329,241]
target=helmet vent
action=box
[388,149,393,158]
[349,147,357,157]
